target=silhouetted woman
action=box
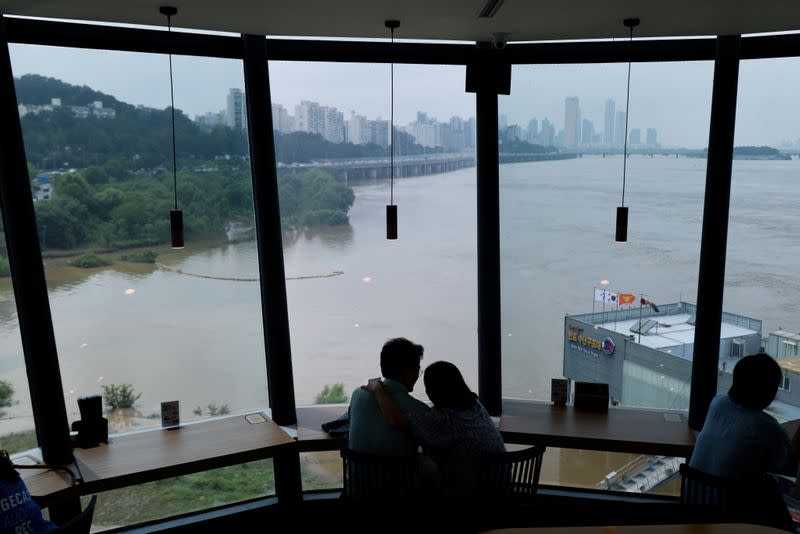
[365,360,505,498]
[0,450,55,533]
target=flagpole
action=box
[592,287,596,318]
[638,297,643,344]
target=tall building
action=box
[646,128,658,146]
[564,97,581,148]
[322,106,345,143]
[346,112,370,145]
[226,88,247,130]
[271,103,293,133]
[498,114,508,130]
[581,119,594,145]
[604,99,616,145]
[539,118,555,146]
[370,119,389,147]
[294,100,325,136]
[464,117,476,148]
[408,113,439,147]
[614,111,626,147]
[527,118,539,144]
[630,128,641,145]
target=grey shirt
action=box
[348,378,429,455]
[690,394,790,479]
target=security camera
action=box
[491,32,510,49]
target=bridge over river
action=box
[278,152,578,183]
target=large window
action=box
[499,61,712,493]
[726,58,800,422]
[0,227,38,455]
[10,44,273,527]
[268,60,477,488]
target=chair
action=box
[679,463,794,531]
[52,495,97,534]
[340,448,421,501]
[478,445,546,500]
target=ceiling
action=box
[2,0,800,42]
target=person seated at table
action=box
[348,337,430,455]
[690,353,800,480]
[364,360,506,498]
[0,450,55,533]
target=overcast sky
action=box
[8,43,800,149]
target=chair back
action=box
[479,445,546,500]
[340,449,421,501]
[679,464,793,530]
[52,495,97,534]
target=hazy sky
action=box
[8,43,800,149]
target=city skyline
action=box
[8,44,800,149]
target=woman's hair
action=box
[0,451,19,484]
[423,361,476,411]
[728,353,783,410]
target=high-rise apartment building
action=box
[540,118,555,146]
[646,128,658,146]
[371,119,389,147]
[564,97,581,148]
[604,99,616,145]
[527,118,539,143]
[614,111,626,147]
[226,88,247,130]
[581,119,594,145]
[323,106,345,143]
[271,103,294,133]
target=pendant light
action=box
[161,6,184,249]
[385,20,399,240]
[615,17,639,243]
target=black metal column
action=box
[0,16,73,465]
[241,33,301,506]
[242,34,297,426]
[688,35,741,431]
[476,74,502,416]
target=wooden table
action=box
[295,405,347,452]
[15,458,78,506]
[73,414,294,493]
[483,525,786,533]
[500,400,696,457]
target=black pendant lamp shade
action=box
[386,19,399,240]
[386,205,398,240]
[162,6,184,249]
[170,210,184,248]
[615,206,628,243]
[615,17,639,244]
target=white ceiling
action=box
[2,0,800,42]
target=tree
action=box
[0,380,14,417]
[314,383,348,404]
[101,384,141,410]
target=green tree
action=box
[0,380,14,418]
[314,383,348,404]
[102,384,142,410]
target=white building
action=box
[226,88,247,130]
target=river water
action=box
[0,155,798,434]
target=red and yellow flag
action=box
[619,293,636,305]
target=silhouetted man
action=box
[348,338,429,455]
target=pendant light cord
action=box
[390,26,395,206]
[167,14,178,211]
[621,25,633,208]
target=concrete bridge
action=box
[326,154,476,183]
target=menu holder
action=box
[551,378,568,406]
[574,381,609,412]
[161,401,180,429]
